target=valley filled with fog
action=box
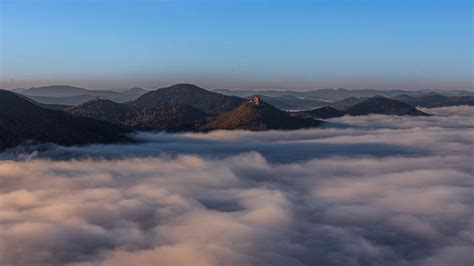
[0,106,473,266]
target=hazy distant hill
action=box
[392,94,474,108]
[328,97,366,111]
[346,97,428,116]
[25,94,97,105]
[121,87,147,95]
[0,90,130,150]
[15,93,69,110]
[199,97,323,131]
[22,85,91,97]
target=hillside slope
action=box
[0,90,130,150]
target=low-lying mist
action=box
[0,106,473,266]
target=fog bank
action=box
[0,106,473,265]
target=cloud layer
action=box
[0,106,473,266]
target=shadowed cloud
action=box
[0,106,473,265]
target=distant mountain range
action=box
[67,84,320,131]
[315,94,473,113]
[292,97,428,119]
[7,85,473,111]
[67,85,431,132]
[67,84,244,131]
[216,89,473,111]
[12,85,147,105]
[1,83,471,150]
[392,94,474,108]
[0,90,130,150]
[215,88,474,101]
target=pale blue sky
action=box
[0,0,472,90]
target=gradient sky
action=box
[0,0,472,90]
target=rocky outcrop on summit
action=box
[199,96,323,131]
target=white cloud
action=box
[0,106,473,265]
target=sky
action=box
[0,0,472,90]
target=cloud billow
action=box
[0,106,473,266]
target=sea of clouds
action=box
[0,106,473,266]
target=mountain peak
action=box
[132,83,244,115]
[123,87,146,94]
[66,98,127,124]
[22,85,90,97]
[347,96,428,116]
[199,100,322,131]
[77,97,121,107]
[160,83,206,93]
